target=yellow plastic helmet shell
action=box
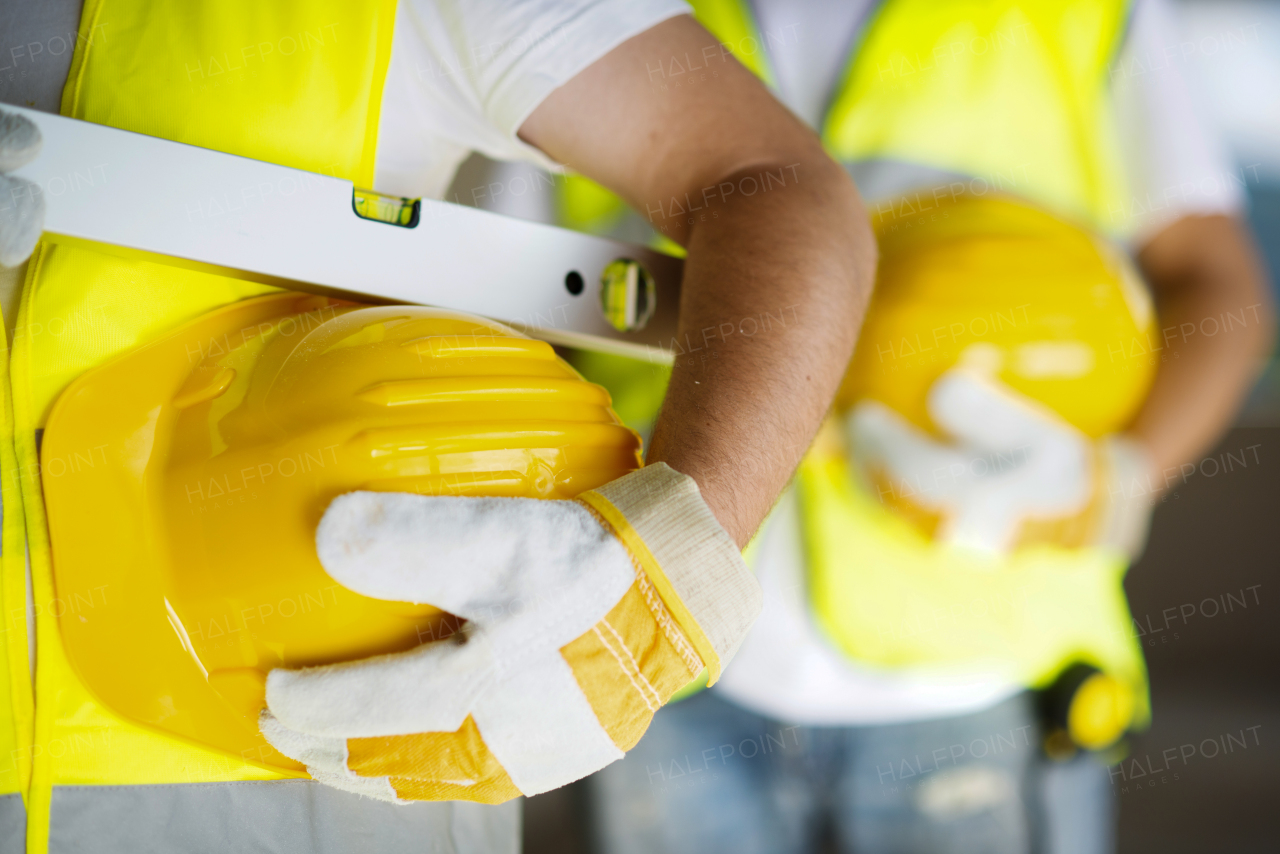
[839,193,1157,438]
[838,194,1158,547]
[43,293,642,772]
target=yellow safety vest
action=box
[0,296,28,847]
[823,0,1131,230]
[0,1,513,850]
[565,0,1148,723]
[797,0,1146,724]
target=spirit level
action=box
[8,106,681,362]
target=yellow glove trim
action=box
[562,578,700,752]
[348,714,522,804]
[575,490,723,684]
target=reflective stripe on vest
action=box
[0,793,24,852]
[46,782,517,854]
[0,1,519,850]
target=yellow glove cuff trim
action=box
[575,490,723,684]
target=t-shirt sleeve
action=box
[375,0,691,198]
[1111,0,1246,247]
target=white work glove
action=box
[0,109,44,268]
[260,463,761,804]
[848,367,1154,558]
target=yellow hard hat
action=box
[839,193,1156,438]
[43,292,641,772]
[838,194,1157,548]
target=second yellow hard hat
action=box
[840,193,1157,438]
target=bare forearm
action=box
[520,16,875,546]
[1131,216,1276,477]
[645,160,873,545]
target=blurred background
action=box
[449,1,1280,850]
[1109,5,1280,851]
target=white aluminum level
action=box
[8,106,681,363]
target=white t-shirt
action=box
[372,0,691,200]
[716,0,1245,726]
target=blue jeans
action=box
[587,691,1112,854]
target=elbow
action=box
[722,150,877,290]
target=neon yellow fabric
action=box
[796,427,1149,726]
[14,246,291,854]
[0,313,30,804]
[824,0,1131,235]
[686,0,774,83]
[8,0,398,849]
[558,175,631,235]
[62,0,398,188]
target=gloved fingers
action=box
[847,400,957,468]
[288,597,683,803]
[854,375,1095,554]
[314,584,689,802]
[472,645,624,796]
[469,543,703,797]
[0,110,41,172]
[265,629,495,739]
[259,709,347,769]
[309,766,403,803]
[259,710,404,803]
[263,694,526,804]
[847,400,971,506]
[928,368,1077,452]
[936,437,1094,554]
[937,483,1035,554]
[0,173,45,268]
[262,707,523,804]
[347,718,523,803]
[316,490,634,628]
[0,108,44,269]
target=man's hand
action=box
[261,465,762,803]
[519,16,876,546]
[0,109,44,268]
[849,368,1154,558]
